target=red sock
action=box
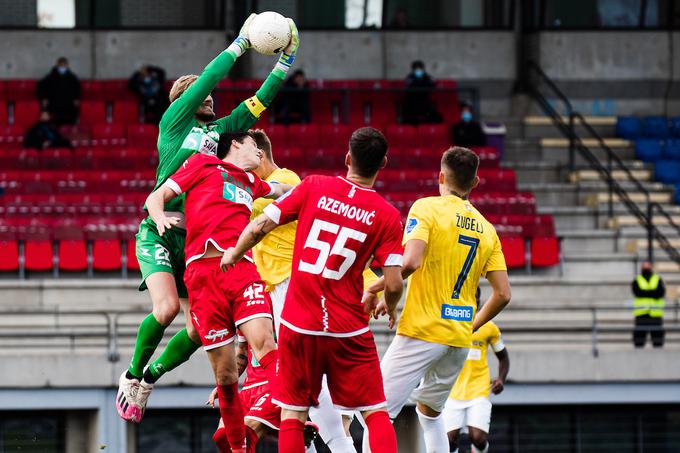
[217,383,246,451]
[258,349,279,394]
[245,425,259,453]
[365,411,397,453]
[278,418,305,453]
[212,427,231,453]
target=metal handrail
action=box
[526,60,680,266]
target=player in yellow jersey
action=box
[444,288,510,453]
[362,147,511,453]
[247,129,358,453]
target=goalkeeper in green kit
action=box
[116,14,300,424]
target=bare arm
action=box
[220,213,279,271]
[490,348,510,394]
[472,270,511,331]
[145,186,181,236]
[265,183,293,199]
[364,239,427,295]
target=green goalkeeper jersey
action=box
[153,49,283,213]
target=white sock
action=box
[309,377,357,453]
[472,442,489,453]
[305,443,318,453]
[416,407,449,453]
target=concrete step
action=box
[521,182,672,207]
[538,205,599,230]
[610,214,680,228]
[570,168,652,182]
[559,229,619,254]
[540,142,636,164]
[523,115,616,139]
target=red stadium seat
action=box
[112,101,140,124]
[81,80,105,100]
[16,149,40,170]
[500,236,526,269]
[288,124,321,149]
[126,240,140,271]
[12,101,40,127]
[79,101,107,126]
[0,101,7,125]
[386,125,419,148]
[531,236,560,267]
[0,225,19,272]
[22,234,53,272]
[320,124,352,148]
[263,125,288,148]
[92,123,126,146]
[0,125,24,148]
[417,124,450,149]
[40,148,73,169]
[102,80,135,101]
[127,124,158,149]
[92,239,122,271]
[5,80,37,101]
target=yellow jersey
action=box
[396,195,507,348]
[252,168,301,290]
[450,321,504,400]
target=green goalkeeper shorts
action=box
[136,216,188,298]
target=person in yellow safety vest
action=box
[632,261,665,348]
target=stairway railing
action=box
[526,61,680,266]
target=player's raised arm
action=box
[145,186,181,237]
[160,14,256,134]
[221,213,280,271]
[264,182,293,199]
[213,19,300,134]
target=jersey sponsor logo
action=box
[316,196,376,226]
[181,131,202,151]
[222,177,255,210]
[154,244,171,267]
[456,214,484,234]
[198,135,217,156]
[406,217,418,234]
[466,348,482,361]
[441,304,473,321]
[205,328,231,342]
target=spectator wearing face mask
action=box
[129,65,169,125]
[632,261,666,348]
[452,102,486,147]
[402,60,442,125]
[37,57,81,125]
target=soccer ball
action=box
[248,11,291,56]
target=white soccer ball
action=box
[248,11,291,56]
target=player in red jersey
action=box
[221,127,405,453]
[145,131,291,453]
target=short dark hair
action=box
[57,57,68,65]
[217,131,254,159]
[411,60,425,71]
[349,127,388,178]
[441,146,479,192]
[250,129,272,161]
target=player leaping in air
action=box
[145,130,292,452]
[361,147,511,453]
[221,127,405,453]
[116,14,299,424]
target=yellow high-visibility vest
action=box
[633,274,665,318]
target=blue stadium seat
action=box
[643,116,669,139]
[654,160,680,184]
[663,139,680,160]
[616,116,642,139]
[670,117,680,138]
[635,139,662,162]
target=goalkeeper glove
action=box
[227,13,256,58]
[274,18,299,76]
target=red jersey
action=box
[264,175,404,337]
[165,153,273,265]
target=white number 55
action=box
[298,219,367,280]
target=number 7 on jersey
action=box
[452,234,480,299]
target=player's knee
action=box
[152,297,180,325]
[469,429,488,447]
[214,368,239,386]
[185,318,200,342]
[250,334,277,359]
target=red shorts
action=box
[184,258,272,350]
[274,325,387,411]
[241,383,281,430]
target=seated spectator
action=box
[128,65,169,125]
[275,69,311,124]
[24,110,72,150]
[402,60,442,125]
[37,57,80,125]
[452,102,486,147]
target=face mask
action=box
[414,69,424,78]
[57,66,67,75]
[462,111,473,122]
[642,269,653,278]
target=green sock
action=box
[128,313,167,379]
[145,328,201,383]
